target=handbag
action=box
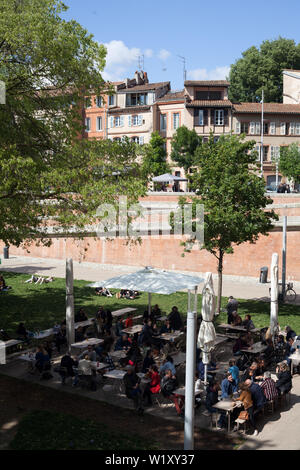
[238,410,249,420]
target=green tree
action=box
[0,0,145,246]
[141,131,170,182]
[177,134,278,313]
[279,143,300,185]
[229,37,300,102]
[170,125,202,173]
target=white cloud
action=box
[187,66,230,81]
[144,49,153,58]
[102,40,141,81]
[158,49,171,61]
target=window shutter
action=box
[270,146,274,161]
[139,136,144,145]
[120,116,124,127]
[128,115,132,127]
[270,122,276,135]
[280,122,286,135]
[290,122,295,134]
[250,122,255,134]
[296,123,300,135]
[255,122,261,134]
[138,115,142,126]
[210,109,214,125]
[235,121,241,134]
[224,109,228,126]
[204,109,208,125]
[110,116,114,128]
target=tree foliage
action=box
[0,0,146,246]
[229,37,300,102]
[170,125,202,172]
[279,143,300,184]
[177,134,278,312]
[141,131,170,181]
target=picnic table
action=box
[32,328,56,340]
[157,331,183,342]
[3,339,23,348]
[70,338,104,349]
[173,386,202,397]
[75,318,94,329]
[289,351,300,375]
[219,324,260,334]
[90,361,107,371]
[240,341,267,356]
[214,334,230,347]
[109,350,127,360]
[213,399,242,432]
[111,308,137,319]
[122,324,143,335]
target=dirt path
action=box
[0,375,241,450]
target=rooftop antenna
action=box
[138,54,144,71]
[177,55,187,84]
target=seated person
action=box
[138,319,155,347]
[0,274,11,291]
[245,378,266,412]
[285,326,297,342]
[275,362,292,396]
[35,345,50,373]
[102,329,114,352]
[259,371,278,401]
[231,311,243,326]
[233,381,258,435]
[102,309,113,333]
[159,355,176,376]
[44,341,53,359]
[95,286,104,296]
[16,322,30,342]
[54,324,67,353]
[143,365,161,405]
[75,308,88,323]
[242,361,259,382]
[242,314,255,330]
[142,349,155,373]
[114,334,131,351]
[101,351,115,371]
[151,304,161,320]
[59,352,78,385]
[78,345,97,362]
[205,381,227,429]
[196,358,217,382]
[160,369,183,416]
[221,372,236,399]
[255,356,267,380]
[284,337,296,365]
[160,319,172,335]
[167,306,183,331]
[115,318,123,338]
[233,333,250,356]
[75,326,85,343]
[124,313,134,329]
[123,365,143,413]
[78,355,96,390]
[228,359,240,390]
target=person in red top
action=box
[124,313,133,329]
[143,365,161,405]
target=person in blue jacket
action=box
[221,372,236,399]
[228,359,240,392]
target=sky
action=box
[62,0,300,90]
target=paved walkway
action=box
[1,254,298,303]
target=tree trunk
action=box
[216,250,224,314]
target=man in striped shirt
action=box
[259,371,278,401]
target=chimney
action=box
[143,71,149,83]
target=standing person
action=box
[124,313,134,329]
[228,359,240,391]
[143,365,161,405]
[168,306,183,331]
[123,365,143,414]
[160,369,183,417]
[226,296,239,324]
[205,381,227,429]
[233,382,258,435]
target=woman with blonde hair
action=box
[275,362,292,396]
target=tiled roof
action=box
[122,82,170,93]
[184,80,230,87]
[156,90,185,102]
[186,100,232,108]
[233,102,300,114]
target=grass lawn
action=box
[9,409,159,450]
[0,271,300,337]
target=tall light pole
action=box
[260,89,264,179]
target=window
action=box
[214,109,224,126]
[84,97,91,108]
[96,116,102,131]
[250,122,261,134]
[131,136,144,145]
[270,122,276,135]
[126,93,148,107]
[195,91,222,100]
[113,137,121,142]
[109,95,115,106]
[263,146,268,161]
[241,122,249,134]
[289,122,300,135]
[214,136,220,143]
[255,122,261,134]
[114,116,124,127]
[95,96,103,107]
[280,122,286,135]
[270,146,280,161]
[235,121,241,134]
[131,115,142,126]
[263,122,269,134]
[173,113,180,129]
[85,117,91,131]
[296,123,300,135]
[198,110,204,126]
[250,122,256,135]
[160,114,167,130]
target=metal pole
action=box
[282,216,287,301]
[66,258,75,352]
[276,160,279,189]
[261,89,264,179]
[184,289,197,450]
